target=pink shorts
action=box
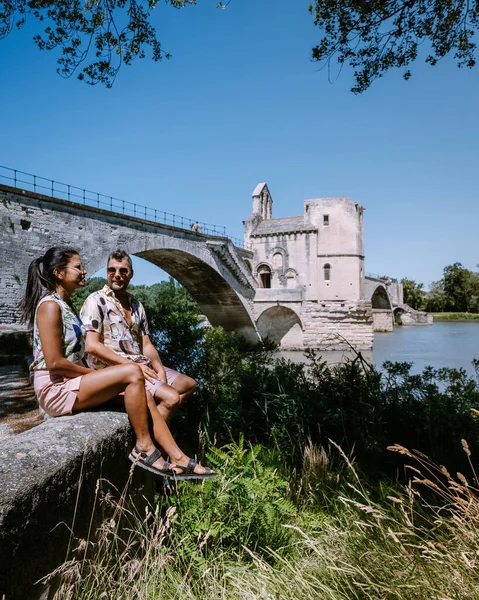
[33,370,82,417]
[144,366,180,397]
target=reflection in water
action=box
[277,322,479,377]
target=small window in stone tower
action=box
[323,263,331,281]
[323,215,329,226]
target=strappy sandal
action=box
[172,458,217,480]
[129,446,176,478]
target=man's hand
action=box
[138,363,160,384]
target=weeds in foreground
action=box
[48,438,479,600]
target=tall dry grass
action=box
[45,439,479,600]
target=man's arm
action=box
[142,334,167,382]
[84,331,130,366]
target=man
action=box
[80,249,197,423]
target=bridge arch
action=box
[85,240,258,341]
[256,305,303,349]
[371,285,392,310]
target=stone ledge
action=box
[0,410,155,600]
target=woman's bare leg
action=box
[75,363,163,469]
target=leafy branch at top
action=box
[309,0,479,93]
[0,0,196,87]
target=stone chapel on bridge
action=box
[243,183,374,350]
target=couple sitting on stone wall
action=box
[20,246,215,481]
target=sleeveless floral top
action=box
[31,293,86,371]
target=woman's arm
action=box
[36,301,92,377]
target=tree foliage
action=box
[0,0,195,86]
[400,277,424,310]
[309,0,479,93]
[425,279,445,313]
[130,277,203,372]
[424,264,479,313]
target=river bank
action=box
[431,312,479,321]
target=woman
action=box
[20,246,215,480]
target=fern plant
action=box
[164,437,297,569]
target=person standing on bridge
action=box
[80,249,197,425]
[190,221,202,233]
[20,247,215,480]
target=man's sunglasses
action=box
[107,267,130,275]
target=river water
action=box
[280,322,479,377]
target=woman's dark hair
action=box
[19,247,80,325]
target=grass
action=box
[48,439,479,600]
[431,312,479,321]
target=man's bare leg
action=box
[154,374,197,423]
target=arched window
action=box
[257,264,272,288]
[272,252,283,269]
[323,263,331,281]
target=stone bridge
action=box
[365,275,432,331]
[0,183,260,341]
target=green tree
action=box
[400,278,424,310]
[0,0,195,86]
[424,280,445,313]
[130,277,203,372]
[443,262,472,312]
[468,270,479,313]
[71,276,106,312]
[309,1,479,93]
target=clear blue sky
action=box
[1,0,477,288]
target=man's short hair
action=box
[107,249,133,271]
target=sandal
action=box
[129,446,176,478]
[172,458,217,480]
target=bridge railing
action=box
[365,272,398,283]
[0,165,244,247]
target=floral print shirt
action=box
[31,293,86,371]
[80,285,149,370]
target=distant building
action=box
[243,183,374,350]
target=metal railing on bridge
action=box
[366,272,398,283]
[0,165,244,248]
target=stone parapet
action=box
[0,410,154,600]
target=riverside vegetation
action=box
[56,278,479,599]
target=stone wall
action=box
[302,300,373,350]
[0,411,154,600]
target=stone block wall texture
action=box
[372,309,394,332]
[0,410,155,600]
